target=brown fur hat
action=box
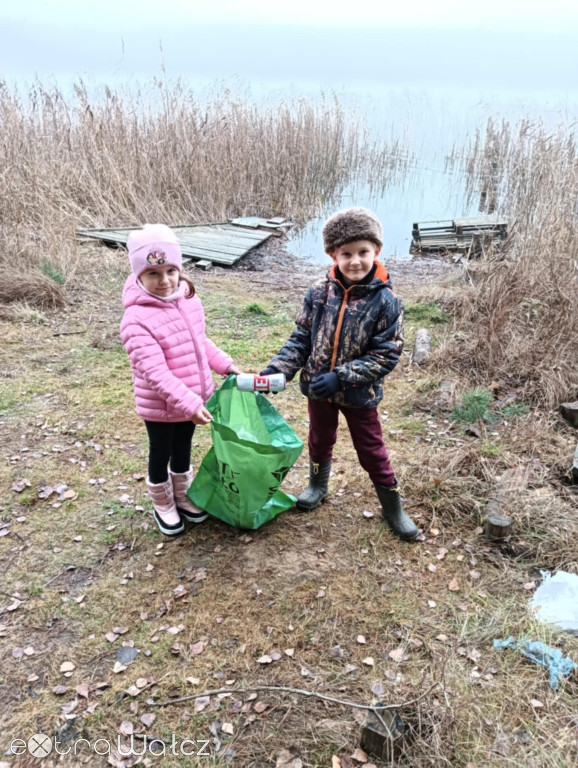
[322,207,383,253]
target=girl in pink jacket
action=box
[120,224,239,536]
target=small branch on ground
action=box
[150,682,440,710]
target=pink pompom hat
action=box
[127,224,182,277]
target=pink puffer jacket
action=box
[120,276,233,422]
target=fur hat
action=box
[127,224,182,277]
[322,207,383,253]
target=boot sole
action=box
[296,494,327,512]
[153,511,185,536]
[177,506,208,524]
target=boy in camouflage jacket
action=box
[261,208,418,540]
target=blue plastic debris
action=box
[493,636,578,690]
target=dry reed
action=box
[0,79,410,305]
[442,119,578,407]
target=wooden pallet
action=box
[411,215,508,255]
[77,217,292,267]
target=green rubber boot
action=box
[375,484,419,541]
[296,460,332,511]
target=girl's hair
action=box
[180,275,196,299]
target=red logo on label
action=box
[253,376,269,391]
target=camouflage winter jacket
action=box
[269,262,404,409]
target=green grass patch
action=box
[405,301,449,325]
[453,387,494,423]
[39,260,67,285]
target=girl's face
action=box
[139,265,180,297]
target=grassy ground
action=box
[1,244,577,768]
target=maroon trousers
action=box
[307,398,396,488]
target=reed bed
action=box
[0,79,410,305]
[443,118,578,407]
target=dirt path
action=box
[1,241,576,768]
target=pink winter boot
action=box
[170,467,208,524]
[146,478,185,536]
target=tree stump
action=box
[484,466,529,541]
[360,708,404,761]
[486,512,514,541]
[413,328,432,365]
[560,402,578,428]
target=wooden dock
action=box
[77,217,292,267]
[411,215,508,257]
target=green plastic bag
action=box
[188,375,303,529]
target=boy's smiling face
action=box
[331,239,381,282]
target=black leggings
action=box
[144,421,196,484]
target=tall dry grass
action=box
[0,79,409,304]
[443,119,578,407]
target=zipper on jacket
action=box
[177,300,208,403]
[330,285,353,371]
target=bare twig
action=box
[151,682,440,710]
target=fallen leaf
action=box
[12,479,31,493]
[135,677,149,689]
[523,582,536,591]
[221,722,234,735]
[186,676,200,685]
[436,548,448,560]
[428,600,437,608]
[351,749,369,763]
[332,757,341,768]
[284,648,295,657]
[370,681,385,696]
[316,589,326,599]
[105,632,119,643]
[119,721,134,736]
[448,578,460,592]
[361,657,374,667]
[194,696,211,713]
[428,564,437,573]
[530,699,544,708]
[190,641,206,656]
[257,655,273,664]
[12,647,24,660]
[140,713,156,728]
[113,626,129,635]
[356,635,366,644]
[113,662,127,674]
[76,683,90,699]
[53,685,68,695]
[254,700,267,713]
[60,661,75,673]
[388,648,406,663]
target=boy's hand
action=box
[311,372,340,398]
[192,405,213,425]
[259,367,278,377]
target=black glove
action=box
[259,366,279,377]
[310,372,340,398]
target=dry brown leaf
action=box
[76,683,90,699]
[361,657,375,667]
[257,654,273,664]
[351,748,368,763]
[140,713,156,728]
[448,578,460,592]
[388,647,405,662]
[119,721,134,736]
[221,722,234,735]
[254,700,267,713]
[190,641,206,656]
[194,696,210,713]
[60,661,75,673]
[356,635,366,644]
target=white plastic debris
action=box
[530,570,578,635]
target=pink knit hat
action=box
[127,224,182,277]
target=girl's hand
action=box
[224,365,241,378]
[192,405,213,425]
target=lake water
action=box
[12,72,578,260]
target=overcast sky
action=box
[1,0,577,92]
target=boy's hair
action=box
[322,207,383,253]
